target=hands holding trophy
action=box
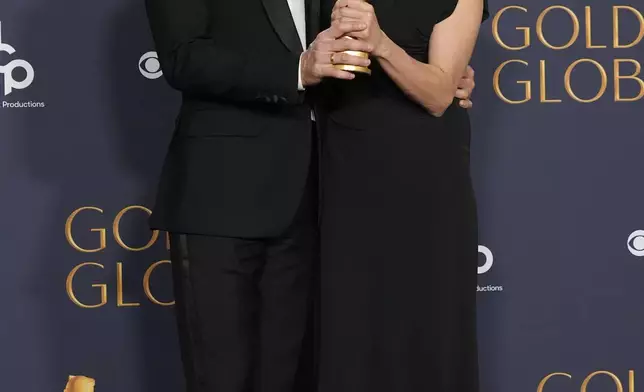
[300,0,386,86]
[330,0,387,76]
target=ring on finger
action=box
[331,53,336,64]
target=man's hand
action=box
[456,65,476,108]
[300,22,373,87]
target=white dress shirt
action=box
[287,0,307,91]
[288,0,315,121]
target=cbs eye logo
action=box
[627,230,644,257]
[139,51,162,80]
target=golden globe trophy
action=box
[64,375,96,392]
[332,0,372,75]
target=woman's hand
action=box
[331,0,389,58]
[301,22,373,86]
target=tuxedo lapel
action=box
[262,0,304,53]
[306,0,320,45]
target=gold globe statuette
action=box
[332,0,372,75]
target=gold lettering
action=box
[493,6,530,50]
[581,371,623,392]
[537,6,580,50]
[116,262,141,307]
[540,60,563,103]
[538,372,572,392]
[143,260,174,306]
[113,206,159,252]
[564,59,608,103]
[630,371,635,392]
[614,59,644,102]
[66,263,107,309]
[494,60,531,104]
[614,6,644,49]
[65,207,106,253]
[586,7,607,49]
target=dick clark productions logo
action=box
[0,22,34,96]
[478,245,494,274]
[478,245,503,292]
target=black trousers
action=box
[169,132,318,392]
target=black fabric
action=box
[146,0,320,238]
[316,0,482,391]
[436,0,491,24]
[169,134,319,391]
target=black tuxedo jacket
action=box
[145,0,321,238]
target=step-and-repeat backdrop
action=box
[1,0,642,391]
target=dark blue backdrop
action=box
[0,0,642,391]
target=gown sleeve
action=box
[435,0,490,25]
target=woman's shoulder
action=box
[384,0,458,29]
[393,0,456,11]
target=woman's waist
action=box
[322,92,469,133]
[323,74,410,109]
[322,94,435,132]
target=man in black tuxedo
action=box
[144,0,476,391]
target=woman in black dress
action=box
[317,0,488,391]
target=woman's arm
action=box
[379,0,483,116]
[332,0,484,116]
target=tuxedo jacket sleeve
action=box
[145,0,303,105]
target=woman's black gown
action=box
[317,0,488,391]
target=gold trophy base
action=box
[333,47,371,75]
[333,64,371,75]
